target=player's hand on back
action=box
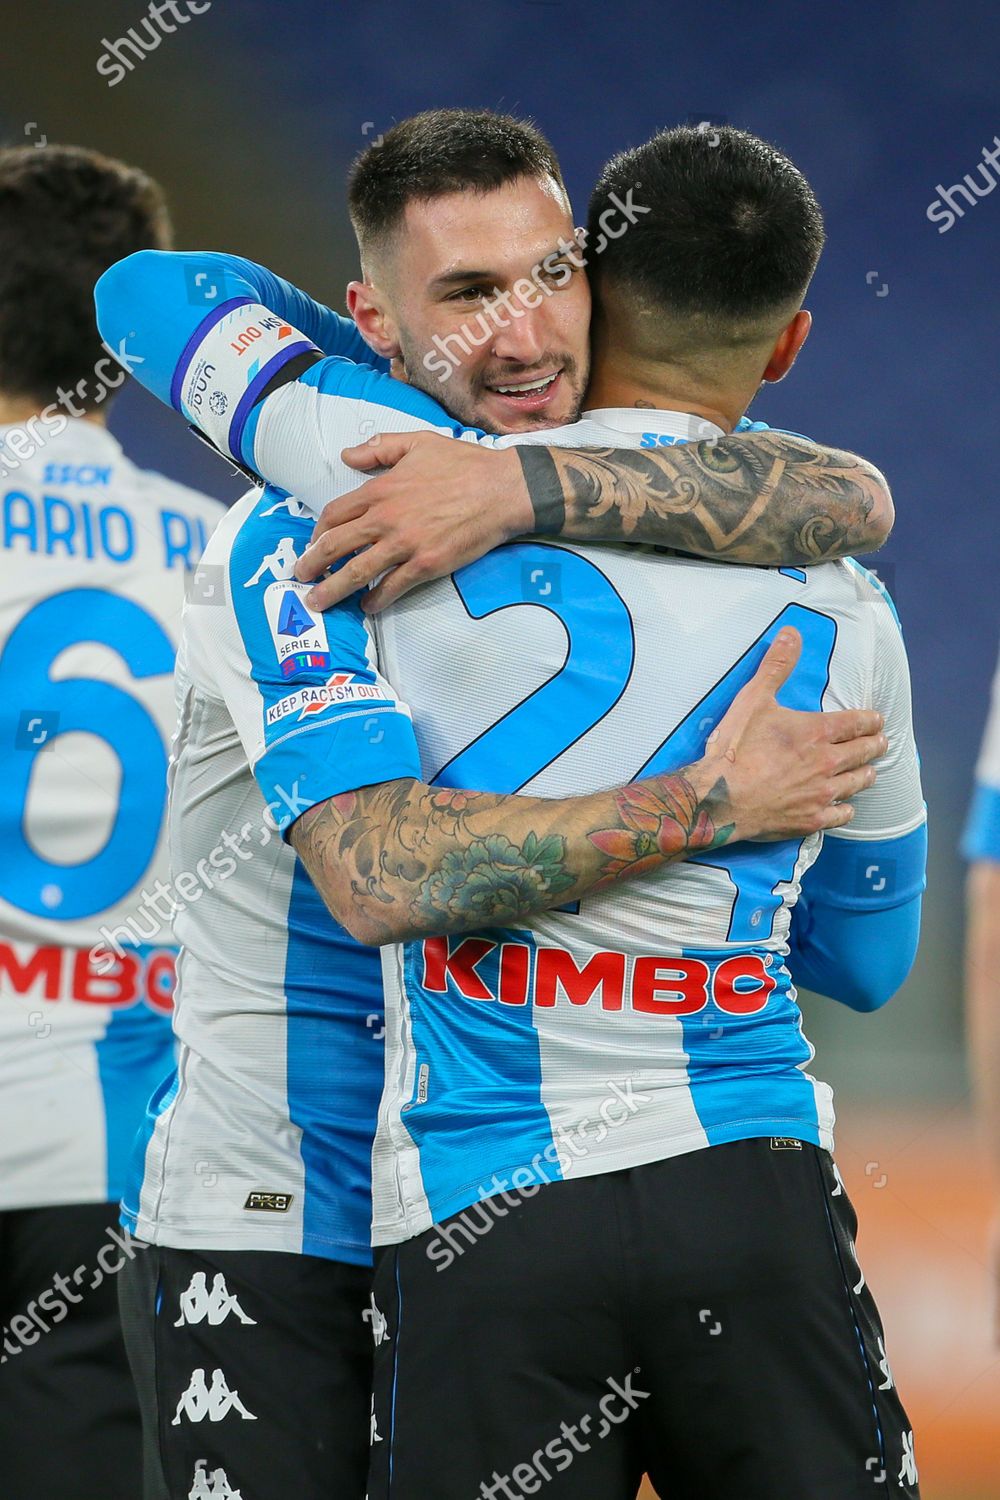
[295,432,529,612]
[698,627,888,843]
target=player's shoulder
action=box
[299,355,481,435]
[836,558,904,639]
[196,484,367,677]
[192,485,314,626]
[209,485,315,569]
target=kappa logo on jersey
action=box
[898,1430,918,1485]
[189,1459,243,1499]
[370,1394,383,1445]
[171,1368,257,1426]
[261,579,333,681]
[876,1335,894,1392]
[174,1272,256,1328]
[264,672,388,727]
[260,495,310,519]
[245,537,298,588]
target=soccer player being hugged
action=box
[0,147,226,1500]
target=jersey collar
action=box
[582,408,725,443]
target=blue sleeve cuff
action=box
[807,823,927,911]
[254,712,421,835]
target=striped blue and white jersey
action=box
[0,418,224,1210]
[122,486,421,1263]
[963,638,1000,861]
[367,491,925,1241]
[96,252,926,1247]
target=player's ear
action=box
[346,280,402,361]
[761,309,811,384]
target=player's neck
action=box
[585,353,740,434]
[0,394,107,427]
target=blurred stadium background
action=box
[7,2,998,1494]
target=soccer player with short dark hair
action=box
[0,145,225,1500]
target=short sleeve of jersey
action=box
[825,573,926,845]
[962,636,1000,861]
[188,490,420,832]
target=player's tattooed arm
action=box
[290,767,732,947]
[517,433,893,564]
[297,429,892,614]
[288,630,888,946]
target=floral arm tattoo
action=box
[517,432,893,563]
[289,769,733,946]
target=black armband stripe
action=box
[516,445,565,536]
[256,348,324,403]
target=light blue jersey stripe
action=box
[400,929,558,1224]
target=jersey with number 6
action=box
[0,418,225,1210]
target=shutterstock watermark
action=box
[425,1077,651,1271]
[2,1224,145,1364]
[89,779,311,971]
[475,1369,650,1497]
[926,133,1000,233]
[0,338,144,480]
[97,0,213,86]
[421,188,649,384]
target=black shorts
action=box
[0,1202,142,1500]
[369,1140,920,1500]
[119,1243,373,1500]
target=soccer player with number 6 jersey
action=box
[0,147,225,1500]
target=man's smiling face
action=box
[352,174,591,435]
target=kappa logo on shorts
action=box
[175,1272,256,1328]
[171,1368,257,1425]
[363,1293,390,1347]
[189,1458,243,1498]
[898,1429,918,1485]
[876,1335,895,1391]
[244,1190,293,1212]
